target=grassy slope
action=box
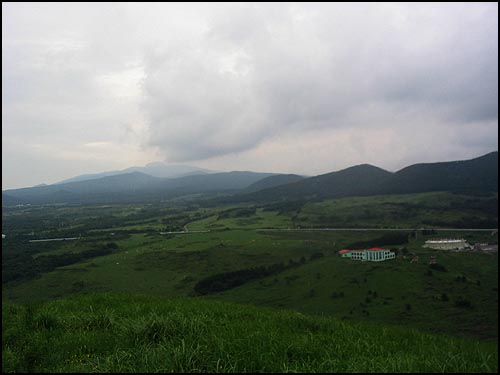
[184,192,498,230]
[208,245,498,341]
[2,293,497,373]
[2,191,498,375]
[296,192,498,228]
[2,230,323,303]
[187,208,293,230]
[3,229,498,343]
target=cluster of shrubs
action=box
[429,263,447,272]
[309,252,324,261]
[194,263,288,295]
[194,252,325,295]
[367,290,378,298]
[2,243,118,284]
[218,207,256,219]
[284,275,301,285]
[262,201,304,215]
[346,232,409,249]
[454,296,473,308]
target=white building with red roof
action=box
[338,247,395,262]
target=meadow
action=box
[2,293,497,373]
[2,191,498,372]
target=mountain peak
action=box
[55,163,214,185]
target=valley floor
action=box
[2,193,498,372]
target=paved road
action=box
[29,237,82,242]
[256,228,498,232]
[159,230,210,234]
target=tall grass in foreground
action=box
[2,293,497,373]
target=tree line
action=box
[346,232,409,249]
[2,242,118,284]
[194,252,324,295]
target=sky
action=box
[2,2,498,189]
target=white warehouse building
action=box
[423,239,470,250]
[339,247,395,262]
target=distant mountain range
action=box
[242,174,306,193]
[2,171,278,205]
[55,162,214,184]
[234,151,498,202]
[2,151,497,205]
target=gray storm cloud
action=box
[141,3,498,162]
[2,2,498,188]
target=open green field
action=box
[181,191,498,230]
[208,236,498,340]
[295,192,498,228]
[187,208,294,230]
[2,293,497,373]
[3,226,497,341]
[2,192,498,372]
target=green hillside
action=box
[243,174,305,193]
[207,244,498,340]
[2,293,497,373]
[294,192,498,229]
[2,171,277,205]
[3,224,497,342]
[236,164,393,202]
[4,152,497,206]
[2,191,498,372]
[377,151,498,195]
[233,152,498,203]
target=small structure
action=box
[429,255,436,265]
[339,247,395,262]
[1,234,5,239]
[474,243,498,253]
[423,238,470,251]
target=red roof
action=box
[339,249,350,253]
[367,247,384,251]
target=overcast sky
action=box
[2,2,498,189]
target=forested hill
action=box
[242,174,306,193]
[232,151,498,202]
[2,172,160,205]
[2,171,277,205]
[374,151,498,195]
[2,152,497,205]
[235,164,393,202]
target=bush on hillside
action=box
[429,263,447,272]
[455,296,473,309]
